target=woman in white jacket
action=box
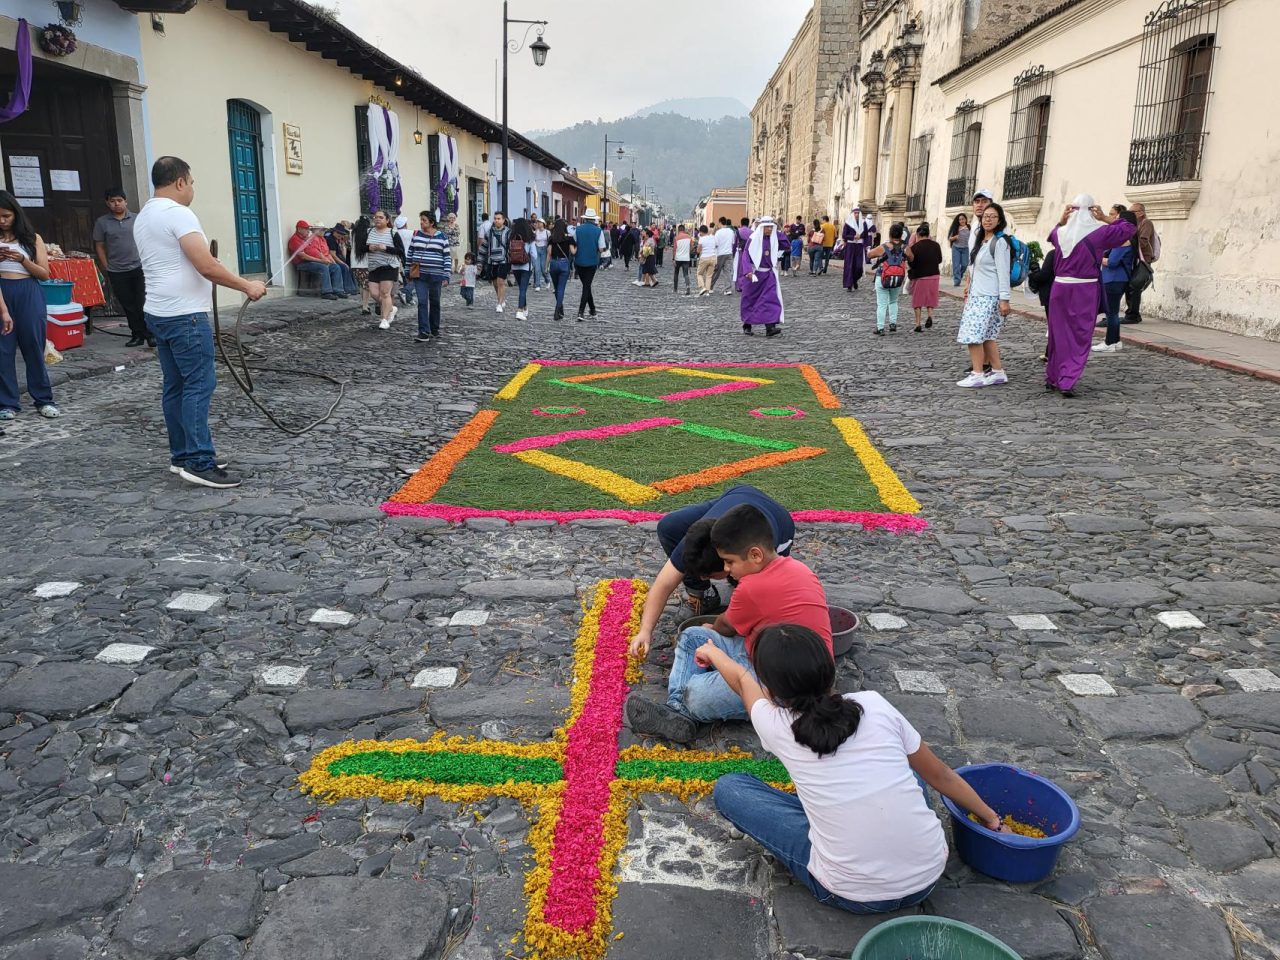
[957,202,1011,388]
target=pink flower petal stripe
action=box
[541,579,636,932]
[378,502,929,531]
[492,417,683,454]
[658,381,760,402]
[533,359,806,369]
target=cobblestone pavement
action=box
[2,263,1279,960]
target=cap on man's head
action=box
[973,189,994,201]
[295,219,310,230]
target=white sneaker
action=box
[496,303,504,314]
[632,280,643,286]
[378,318,391,330]
[1091,342,1122,353]
[724,289,733,295]
[956,372,987,388]
[0,408,17,421]
[38,404,60,418]
[515,309,527,320]
[983,370,1008,386]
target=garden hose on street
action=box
[209,239,349,436]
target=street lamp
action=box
[501,1,549,217]
[602,137,624,223]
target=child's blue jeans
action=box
[713,773,938,914]
[666,626,753,722]
[460,285,474,306]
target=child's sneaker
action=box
[956,372,987,388]
[983,369,1008,386]
[625,697,697,744]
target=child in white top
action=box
[459,252,477,307]
[700,624,1004,913]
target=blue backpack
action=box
[1000,232,1031,287]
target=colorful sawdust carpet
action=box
[300,579,792,960]
[382,360,925,530]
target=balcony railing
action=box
[1002,161,1043,200]
[945,177,973,208]
[1127,131,1205,185]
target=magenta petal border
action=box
[659,382,759,402]
[491,417,683,454]
[379,501,928,532]
[532,359,805,369]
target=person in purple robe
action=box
[1045,193,1136,397]
[841,206,871,291]
[737,217,783,338]
[730,217,753,287]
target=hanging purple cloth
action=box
[1,20,33,124]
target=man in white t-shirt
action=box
[711,217,736,294]
[134,156,266,490]
[672,225,693,295]
[695,226,719,296]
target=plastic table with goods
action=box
[48,258,106,333]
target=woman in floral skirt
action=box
[956,203,1010,388]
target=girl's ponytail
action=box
[751,624,862,758]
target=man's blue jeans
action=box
[549,257,571,312]
[298,260,356,295]
[145,312,218,472]
[414,277,443,336]
[667,626,753,723]
[714,773,938,914]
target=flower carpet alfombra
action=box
[299,579,791,960]
[383,360,926,531]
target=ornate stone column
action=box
[883,21,924,215]
[858,52,886,212]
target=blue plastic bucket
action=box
[942,763,1080,883]
[38,280,75,306]
[851,916,1023,960]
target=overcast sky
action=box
[336,1,812,131]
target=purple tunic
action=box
[737,245,784,326]
[1045,220,1137,391]
[841,222,870,289]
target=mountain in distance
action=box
[529,104,750,218]
[630,97,749,121]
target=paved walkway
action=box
[0,266,1277,960]
[940,286,1280,383]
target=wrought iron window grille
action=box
[1127,0,1220,186]
[946,100,984,207]
[1002,66,1053,200]
[906,133,932,213]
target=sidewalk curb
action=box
[938,289,1280,386]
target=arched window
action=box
[1003,66,1053,199]
[946,101,984,206]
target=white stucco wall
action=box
[138,1,488,299]
[0,0,142,64]
[936,0,1279,339]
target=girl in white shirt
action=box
[957,202,1012,388]
[698,624,1003,914]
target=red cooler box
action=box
[46,302,86,351]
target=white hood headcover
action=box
[748,216,780,270]
[1057,193,1105,260]
[846,205,867,233]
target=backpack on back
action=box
[878,243,907,289]
[509,235,529,265]
[1001,233,1031,287]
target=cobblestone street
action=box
[2,263,1278,960]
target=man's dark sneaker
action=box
[742,324,753,336]
[146,336,156,348]
[177,466,242,489]
[414,334,432,343]
[170,461,228,474]
[1095,319,1107,328]
[626,697,697,745]
[686,588,725,616]
[1119,316,1142,324]
[323,293,340,300]
[125,336,145,347]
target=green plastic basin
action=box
[851,916,1023,960]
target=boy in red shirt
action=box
[627,504,830,743]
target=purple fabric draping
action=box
[1,20,33,124]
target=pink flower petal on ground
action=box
[658,381,759,402]
[492,418,682,453]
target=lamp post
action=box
[501,1,549,217]
[601,140,624,224]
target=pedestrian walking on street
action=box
[459,252,477,308]
[820,215,838,274]
[808,221,825,276]
[672,224,693,295]
[711,218,735,294]
[547,218,575,320]
[842,206,870,291]
[574,209,604,320]
[0,191,59,424]
[132,156,266,489]
[444,212,462,271]
[1124,202,1158,324]
[479,212,511,315]
[947,214,971,286]
[351,215,372,314]
[788,217,805,278]
[906,223,942,332]
[93,187,152,347]
[406,211,451,342]
[1093,209,1137,355]
[866,224,907,336]
[738,216,784,337]
[956,203,1011,388]
[365,211,402,329]
[533,215,550,289]
[696,226,718,296]
[640,233,659,288]
[509,216,535,320]
[1044,194,1135,396]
